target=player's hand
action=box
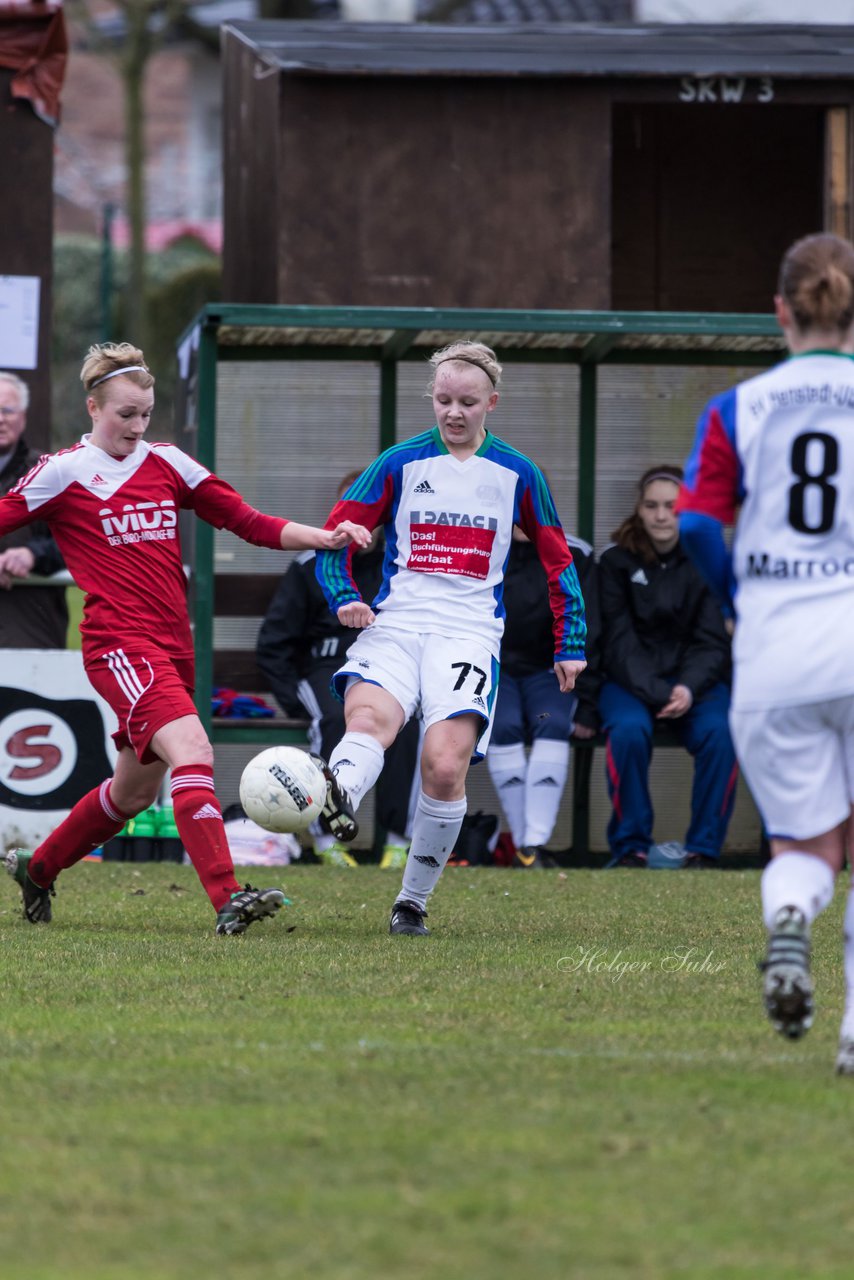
[554,659,586,693]
[0,547,34,588]
[656,684,693,719]
[571,722,597,740]
[324,521,372,549]
[338,601,375,628]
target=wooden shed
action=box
[221,21,854,315]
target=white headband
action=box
[90,365,148,389]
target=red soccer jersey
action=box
[0,436,287,663]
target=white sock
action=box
[487,742,527,847]
[328,732,385,811]
[385,830,408,849]
[841,889,854,1041]
[761,851,835,930]
[524,738,569,847]
[398,793,468,911]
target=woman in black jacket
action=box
[598,465,736,868]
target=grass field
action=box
[1,862,851,1280]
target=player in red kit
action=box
[0,342,369,934]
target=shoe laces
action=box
[393,898,427,922]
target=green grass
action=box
[1,864,851,1279]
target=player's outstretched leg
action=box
[215,884,286,936]
[760,906,814,1039]
[310,754,358,843]
[5,849,56,924]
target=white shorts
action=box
[331,625,499,760]
[730,694,854,840]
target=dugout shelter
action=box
[181,303,783,859]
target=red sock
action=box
[171,764,239,911]
[30,780,130,886]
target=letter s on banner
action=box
[0,690,114,811]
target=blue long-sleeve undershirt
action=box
[679,511,736,619]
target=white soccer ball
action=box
[238,746,326,834]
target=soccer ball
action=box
[238,746,327,834]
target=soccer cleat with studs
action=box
[309,754,358,843]
[389,898,429,936]
[759,906,813,1040]
[215,884,286,935]
[4,848,55,924]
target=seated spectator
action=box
[598,465,737,869]
[487,526,600,868]
[256,472,421,868]
[0,371,68,648]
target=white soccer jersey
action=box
[680,352,854,710]
[0,435,287,663]
[315,429,586,662]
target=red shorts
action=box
[86,645,197,764]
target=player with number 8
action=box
[677,232,854,1071]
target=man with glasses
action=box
[0,372,68,647]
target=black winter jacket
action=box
[255,540,387,717]
[500,535,602,730]
[598,540,731,712]
[0,437,68,648]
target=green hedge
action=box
[52,234,221,449]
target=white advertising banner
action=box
[0,650,117,850]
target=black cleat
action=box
[215,884,286,935]
[5,849,55,923]
[759,906,813,1039]
[310,754,358,843]
[389,899,429,936]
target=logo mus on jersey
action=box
[99,500,178,546]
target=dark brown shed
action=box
[222,21,854,313]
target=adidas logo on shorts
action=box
[413,480,435,494]
[192,803,220,820]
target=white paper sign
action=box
[0,275,40,370]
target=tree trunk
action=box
[123,2,150,347]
